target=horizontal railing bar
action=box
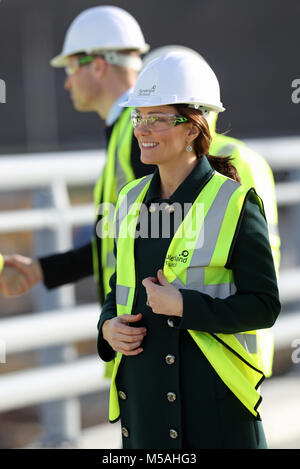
[0,136,298,191]
[0,204,94,233]
[277,268,300,303]
[0,303,99,354]
[0,356,108,412]
[0,150,105,190]
[0,270,299,355]
[275,182,300,206]
[244,136,300,170]
[0,180,299,234]
[0,311,299,412]
[272,311,300,348]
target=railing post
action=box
[33,181,81,447]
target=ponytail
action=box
[175,105,241,183]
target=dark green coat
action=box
[97,156,281,449]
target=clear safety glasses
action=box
[131,109,189,132]
[65,55,95,76]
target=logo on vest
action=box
[165,250,190,268]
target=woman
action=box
[97,51,280,449]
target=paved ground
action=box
[260,370,300,448]
[78,369,300,449]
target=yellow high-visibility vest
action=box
[208,115,280,380]
[208,114,280,273]
[0,254,4,273]
[92,107,135,378]
[107,171,272,422]
[92,107,135,299]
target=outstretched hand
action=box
[142,269,183,317]
[0,254,43,297]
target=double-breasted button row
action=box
[165,354,176,365]
[149,203,175,213]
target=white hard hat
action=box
[120,50,225,113]
[50,6,149,69]
[142,45,207,69]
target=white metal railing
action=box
[0,303,299,412]
[244,136,300,170]
[0,149,105,189]
[0,356,108,412]
[0,298,298,357]
[0,138,300,427]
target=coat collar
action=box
[144,155,214,206]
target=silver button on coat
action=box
[167,392,177,402]
[119,390,127,400]
[149,203,156,213]
[165,354,176,365]
[165,204,175,213]
[167,318,174,327]
[122,427,129,438]
[169,429,179,439]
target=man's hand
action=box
[0,254,43,297]
[142,269,183,317]
[0,265,31,297]
[102,313,146,356]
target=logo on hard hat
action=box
[138,84,156,97]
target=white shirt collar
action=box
[105,89,132,127]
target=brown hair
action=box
[174,105,241,183]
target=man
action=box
[1,6,154,314]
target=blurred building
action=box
[0,0,299,155]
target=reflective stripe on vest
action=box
[162,173,264,406]
[210,134,279,378]
[92,108,135,298]
[108,171,269,422]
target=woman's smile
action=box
[140,140,159,149]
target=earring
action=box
[186,144,193,152]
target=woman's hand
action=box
[142,269,183,317]
[102,313,146,356]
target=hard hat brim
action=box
[50,44,150,68]
[119,96,225,113]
